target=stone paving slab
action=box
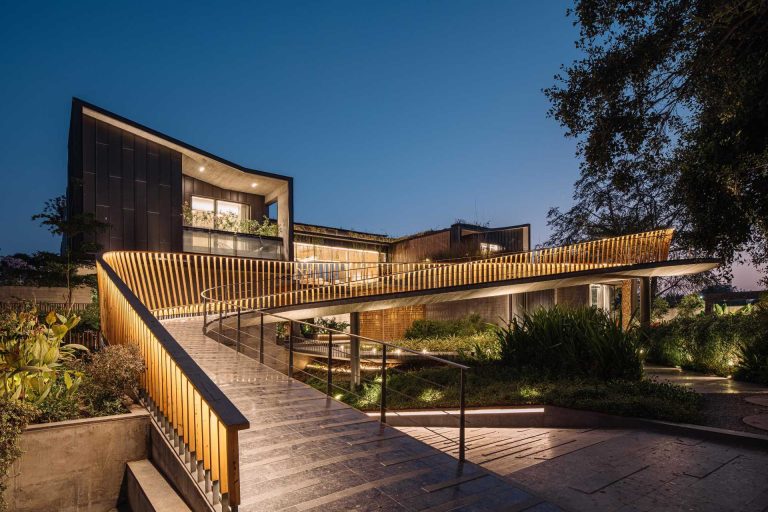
[162,318,560,512]
[743,414,768,432]
[400,426,768,512]
[745,396,768,407]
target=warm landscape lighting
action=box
[198,166,205,172]
[251,182,258,188]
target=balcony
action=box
[182,205,283,259]
[183,226,283,259]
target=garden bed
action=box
[298,363,703,424]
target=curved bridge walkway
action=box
[163,317,562,512]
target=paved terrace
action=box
[400,426,768,512]
[163,318,562,512]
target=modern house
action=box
[67,98,294,260]
[65,99,690,337]
[58,99,721,512]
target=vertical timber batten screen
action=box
[100,229,675,319]
[97,257,249,509]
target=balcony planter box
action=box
[4,406,150,512]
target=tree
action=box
[32,196,108,308]
[545,0,768,285]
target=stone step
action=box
[125,460,191,512]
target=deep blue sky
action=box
[0,1,760,287]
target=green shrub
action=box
[31,378,80,423]
[676,294,705,318]
[307,364,701,423]
[735,338,768,385]
[0,398,36,511]
[75,291,100,332]
[497,306,642,381]
[405,314,493,339]
[643,309,764,376]
[0,309,87,403]
[394,331,498,354]
[651,297,670,321]
[79,345,145,415]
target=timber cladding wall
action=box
[555,285,589,307]
[359,305,426,340]
[390,231,451,263]
[425,296,511,326]
[71,113,183,252]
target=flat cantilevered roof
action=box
[73,98,292,201]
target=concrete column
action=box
[349,312,361,390]
[639,277,652,328]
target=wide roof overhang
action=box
[265,258,719,320]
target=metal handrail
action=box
[201,300,470,461]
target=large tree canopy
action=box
[546,0,768,282]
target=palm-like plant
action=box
[497,306,642,381]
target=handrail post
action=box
[326,331,333,396]
[218,304,223,343]
[236,306,241,353]
[259,312,264,364]
[288,321,294,377]
[380,345,387,423]
[459,367,466,463]
[202,298,208,336]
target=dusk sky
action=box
[0,1,760,288]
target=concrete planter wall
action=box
[0,285,93,304]
[4,406,150,512]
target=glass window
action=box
[191,196,214,212]
[217,200,244,219]
[590,285,601,308]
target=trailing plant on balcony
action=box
[182,202,215,229]
[182,202,279,237]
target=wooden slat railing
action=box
[97,256,249,510]
[100,229,673,318]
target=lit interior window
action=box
[480,242,502,253]
[191,196,214,212]
[590,284,602,307]
[217,200,243,218]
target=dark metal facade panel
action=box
[74,113,183,252]
[121,133,135,210]
[147,146,160,214]
[170,153,183,251]
[82,116,96,176]
[83,171,96,215]
[147,212,160,250]
[134,180,148,250]
[134,138,147,181]
[95,142,110,207]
